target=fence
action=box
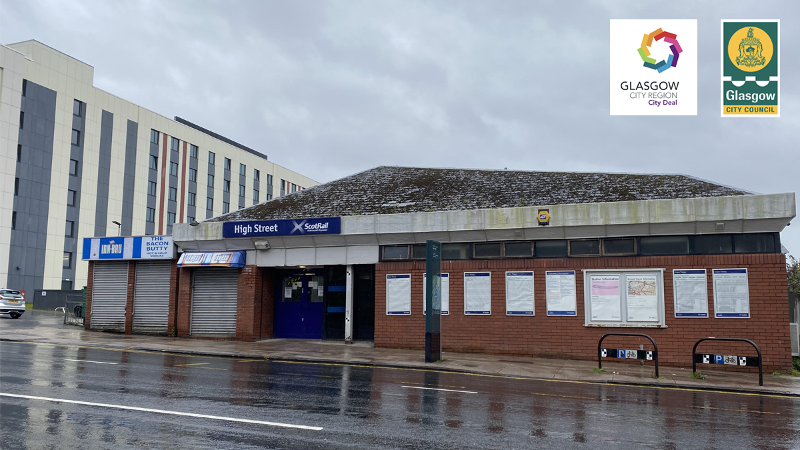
[63,295,84,326]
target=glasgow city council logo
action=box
[722,20,779,117]
[638,28,683,73]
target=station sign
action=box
[82,236,174,260]
[222,217,341,238]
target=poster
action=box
[464,272,491,315]
[545,271,577,316]
[626,274,659,321]
[506,272,534,315]
[386,274,411,315]
[423,273,450,315]
[712,269,750,318]
[673,269,708,317]
[589,275,621,321]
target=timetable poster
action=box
[386,274,411,315]
[545,271,577,316]
[464,272,491,315]
[506,272,534,315]
[712,269,750,318]
[673,269,708,318]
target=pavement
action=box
[3,310,800,397]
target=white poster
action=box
[283,287,292,299]
[673,269,708,318]
[386,274,411,315]
[464,272,491,315]
[626,274,659,322]
[545,271,577,316]
[713,269,750,318]
[423,273,450,315]
[590,275,621,321]
[506,272,534,315]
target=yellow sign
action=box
[728,27,773,72]
[538,209,550,226]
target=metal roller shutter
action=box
[191,268,239,337]
[91,262,129,332]
[133,261,172,334]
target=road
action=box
[0,340,798,449]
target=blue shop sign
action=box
[222,217,341,238]
[82,236,175,260]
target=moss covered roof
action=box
[209,166,750,222]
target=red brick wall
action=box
[236,265,262,341]
[176,267,192,337]
[375,254,791,372]
[124,262,136,334]
[260,268,276,339]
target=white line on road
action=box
[65,359,118,365]
[401,386,478,394]
[0,393,323,431]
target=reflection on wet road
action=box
[0,341,798,449]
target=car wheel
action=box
[9,312,21,319]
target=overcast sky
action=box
[2,0,797,253]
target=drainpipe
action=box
[345,265,354,344]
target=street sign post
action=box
[425,240,442,363]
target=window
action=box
[568,239,600,257]
[222,202,229,214]
[267,174,273,185]
[208,151,215,165]
[188,192,196,206]
[167,212,175,226]
[224,158,231,171]
[61,280,73,290]
[254,169,260,181]
[474,243,502,258]
[187,216,195,224]
[291,183,297,193]
[189,168,197,182]
[239,184,245,197]
[505,241,533,258]
[442,243,471,260]
[17,144,21,162]
[240,164,246,176]
[65,220,74,237]
[223,180,230,193]
[67,190,76,206]
[170,137,179,151]
[190,144,198,158]
[147,181,157,196]
[692,235,732,255]
[583,269,666,327]
[411,245,427,260]
[146,207,155,223]
[733,233,776,254]
[11,212,16,230]
[640,236,689,256]
[63,252,72,269]
[169,187,177,201]
[253,189,259,202]
[22,79,27,97]
[382,245,409,260]
[267,194,272,200]
[170,161,178,176]
[73,99,82,117]
[206,197,213,210]
[19,111,24,129]
[603,238,636,256]
[14,178,19,196]
[207,174,214,188]
[71,129,80,146]
[535,240,568,258]
[149,155,158,170]
[150,129,159,144]
[69,159,79,176]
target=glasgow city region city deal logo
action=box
[638,28,682,73]
[721,20,779,117]
[610,19,697,116]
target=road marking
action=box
[65,359,118,365]
[402,381,467,389]
[402,385,477,394]
[175,363,209,367]
[692,406,779,415]
[533,392,608,401]
[0,392,323,430]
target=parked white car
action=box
[0,289,25,319]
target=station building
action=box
[84,166,796,372]
[0,41,317,297]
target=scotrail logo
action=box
[638,28,683,73]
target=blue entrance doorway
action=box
[275,271,324,339]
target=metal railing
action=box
[691,337,763,386]
[63,295,84,326]
[597,333,659,378]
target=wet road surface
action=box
[0,340,798,449]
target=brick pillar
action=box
[177,267,193,337]
[84,261,94,330]
[236,265,261,341]
[167,261,179,336]
[260,268,276,339]
[125,262,136,334]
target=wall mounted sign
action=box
[546,270,577,316]
[386,274,411,315]
[464,272,491,315]
[222,217,341,238]
[177,251,246,268]
[82,236,174,260]
[673,269,708,318]
[722,20,779,117]
[712,268,750,318]
[506,271,534,315]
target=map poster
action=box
[505,272,535,316]
[423,273,450,315]
[464,272,492,315]
[386,274,411,315]
[590,275,621,321]
[712,269,750,318]
[673,269,708,318]
[626,274,659,321]
[545,271,577,316]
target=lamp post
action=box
[111,221,121,236]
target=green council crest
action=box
[721,20,779,117]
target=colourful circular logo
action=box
[728,27,773,72]
[637,28,682,73]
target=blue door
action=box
[275,272,324,338]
